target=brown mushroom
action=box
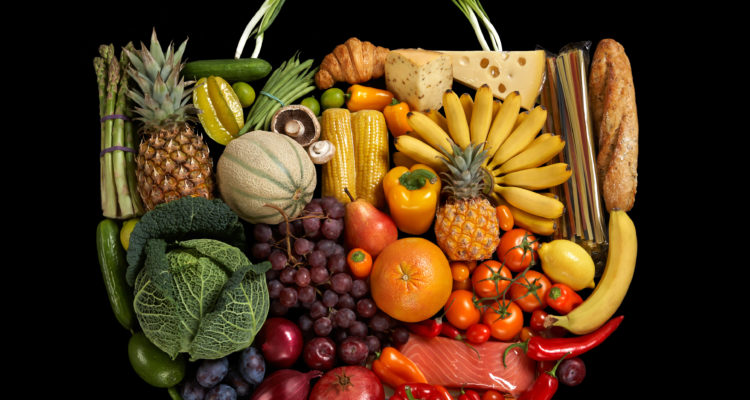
[308,140,336,164]
[270,105,321,147]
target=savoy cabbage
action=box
[126,197,270,361]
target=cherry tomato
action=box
[496,205,514,231]
[529,309,549,332]
[509,270,552,312]
[496,229,539,272]
[471,260,512,299]
[444,290,482,330]
[451,261,472,282]
[482,389,504,400]
[459,388,482,400]
[346,248,373,278]
[482,300,524,341]
[465,323,491,344]
[520,326,535,342]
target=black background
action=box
[44,1,706,399]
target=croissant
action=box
[315,37,390,90]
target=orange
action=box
[370,237,453,323]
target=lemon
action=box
[120,218,140,251]
[538,239,596,291]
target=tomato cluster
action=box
[442,222,586,346]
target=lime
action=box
[128,332,186,388]
[120,218,140,251]
[320,87,346,110]
[232,81,256,108]
[300,96,321,116]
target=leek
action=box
[452,0,503,51]
[235,0,287,59]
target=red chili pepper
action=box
[407,317,443,338]
[458,387,481,400]
[503,315,624,366]
[440,322,464,340]
[517,353,567,400]
[391,383,455,400]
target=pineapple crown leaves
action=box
[124,28,197,130]
[438,142,492,199]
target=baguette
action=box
[589,39,638,212]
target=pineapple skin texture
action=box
[434,197,500,261]
[136,123,214,210]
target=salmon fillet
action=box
[399,335,537,398]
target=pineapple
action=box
[435,142,500,261]
[124,30,214,210]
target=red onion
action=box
[250,369,322,400]
[257,317,303,368]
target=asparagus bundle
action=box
[95,43,144,219]
[238,53,317,134]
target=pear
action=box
[343,189,398,257]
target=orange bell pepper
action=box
[383,164,441,235]
[346,84,394,112]
[383,98,411,137]
[371,346,428,389]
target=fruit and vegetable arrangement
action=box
[93,1,640,399]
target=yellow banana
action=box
[514,110,529,130]
[422,109,450,133]
[407,111,454,156]
[493,194,557,236]
[393,134,447,171]
[490,105,548,167]
[494,163,572,191]
[460,92,474,123]
[470,84,494,145]
[484,91,521,162]
[492,98,502,118]
[443,90,471,149]
[494,133,565,174]
[549,210,637,335]
[495,185,564,219]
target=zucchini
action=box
[182,58,272,82]
[96,219,136,331]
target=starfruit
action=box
[193,76,245,145]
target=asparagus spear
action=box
[113,60,134,218]
[100,44,119,218]
[123,42,144,216]
[94,56,108,213]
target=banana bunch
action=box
[393,85,571,235]
[547,210,637,335]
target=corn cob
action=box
[321,108,357,204]
[351,110,390,209]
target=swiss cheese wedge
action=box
[439,50,546,110]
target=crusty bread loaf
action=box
[589,39,638,212]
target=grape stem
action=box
[263,203,296,263]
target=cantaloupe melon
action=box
[217,130,317,224]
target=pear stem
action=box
[344,187,355,202]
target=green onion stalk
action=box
[452,0,503,51]
[235,0,287,59]
[95,43,144,219]
[238,53,318,134]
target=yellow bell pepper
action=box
[383,164,441,235]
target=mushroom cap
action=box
[270,105,321,147]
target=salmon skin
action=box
[399,334,537,397]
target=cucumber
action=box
[182,58,272,82]
[96,219,136,331]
